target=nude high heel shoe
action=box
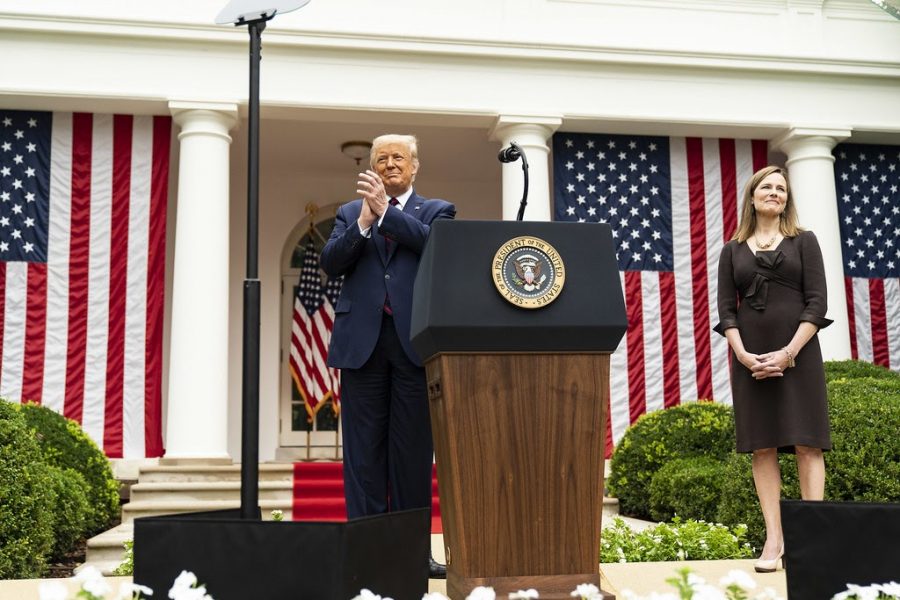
[754,547,784,573]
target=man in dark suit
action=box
[321,134,455,578]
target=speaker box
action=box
[781,500,900,600]
[133,508,430,600]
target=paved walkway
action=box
[0,534,785,599]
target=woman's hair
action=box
[369,134,419,170]
[731,165,803,242]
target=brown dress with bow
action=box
[715,231,832,453]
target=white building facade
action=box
[1,0,898,466]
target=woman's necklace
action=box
[755,234,777,250]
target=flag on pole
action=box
[289,239,341,418]
[0,109,169,458]
[834,143,900,371]
[323,274,343,414]
[552,132,768,454]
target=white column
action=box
[772,127,852,362]
[165,101,238,459]
[490,115,562,222]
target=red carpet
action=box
[292,462,442,533]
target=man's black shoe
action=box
[429,556,447,579]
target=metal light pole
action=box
[216,0,312,520]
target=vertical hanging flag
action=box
[834,143,900,371]
[0,109,170,458]
[289,239,333,417]
[322,274,343,414]
[553,132,768,454]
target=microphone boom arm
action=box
[498,142,529,221]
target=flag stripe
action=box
[625,270,646,422]
[41,113,73,415]
[671,137,699,404]
[63,112,92,424]
[143,115,169,458]
[687,138,713,400]
[82,114,114,445]
[641,271,664,415]
[608,272,630,440]
[869,278,889,368]
[844,276,859,360]
[719,139,738,242]
[658,271,681,408]
[1,264,27,400]
[21,263,47,401]
[885,278,900,371]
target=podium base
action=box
[448,571,614,600]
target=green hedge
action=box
[18,401,120,534]
[649,456,726,524]
[46,466,91,560]
[600,517,753,563]
[0,401,55,578]
[824,359,897,382]
[607,402,734,519]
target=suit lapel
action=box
[384,192,424,264]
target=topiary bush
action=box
[825,376,900,501]
[607,401,735,519]
[649,456,726,523]
[824,359,898,383]
[46,466,91,560]
[18,401,120,534]
[0,399,56,578]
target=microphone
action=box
[496,142,530,221]
[497,145,522,163]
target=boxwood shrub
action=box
[0,400,55,578]
[607,401,734,519]
[18,401,120,534]
[649,456,726,523]
[824,359,897,383]
[46,466,91,560]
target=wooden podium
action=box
[411,221,626,600]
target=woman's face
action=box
[752,172,788,218]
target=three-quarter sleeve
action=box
[798,231,833,329]
[713,241,739,336]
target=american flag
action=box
[552,132,768,454]
[0,109,169,458]
[834,143,900,371]
[289,239,342,417]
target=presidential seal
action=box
[491,236,565,309]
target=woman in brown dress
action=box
[715,165,832,573]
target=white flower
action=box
[38,581,69,600]
[832,584,879,600]
[754,586,783,600]
[508,590,539,599]
[169,571,198,597]
[876,582,900,598]
[719,570,757,590]
[422,593,450,600]
[119,582,155,599]
[689,583,726,600]
[352,590,382,600]
[466,586,497,600]
[76,565,111,598]
[570,583,601,599]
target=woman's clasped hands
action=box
[738,349,792,380]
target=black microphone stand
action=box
[498,142,529,221]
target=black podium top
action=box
[410,220,627,360]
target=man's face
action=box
[373,142,418,196]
